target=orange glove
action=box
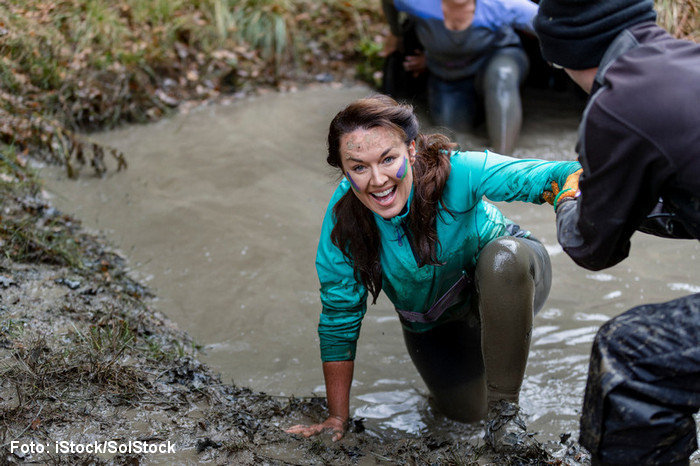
[542,169,583,208]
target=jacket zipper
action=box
[395,225,403,247]
[401,224,421,266]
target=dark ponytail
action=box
[408,133,456,266]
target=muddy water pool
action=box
[42,85,699,445]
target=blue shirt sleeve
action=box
[394,0,443,20]
[474,0,538,34]
[315,182,368,362]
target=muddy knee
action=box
[476,237,533,292]
[484,55,522,90]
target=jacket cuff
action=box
[320,342,356,362]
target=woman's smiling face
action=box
[339,126,416,219]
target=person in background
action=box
[286,95,581,443]
[379,0,432,102]
[534,0,700,464]
[382,0,539,154]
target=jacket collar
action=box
[591,25,642,94]
[375,183,415,227]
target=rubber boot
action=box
[483,54,523,155]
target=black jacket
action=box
[557,22,700,271]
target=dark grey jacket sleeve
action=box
[556,90,678,270]
[555,197,631,271]
[556,193,693,271]
[381,0,402,36]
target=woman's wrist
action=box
[329,414,348,425]
[553,188,575,211]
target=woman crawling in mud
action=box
[287,95,581,441]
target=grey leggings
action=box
[402,236,551,422]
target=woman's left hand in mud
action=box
[285,416,347,442]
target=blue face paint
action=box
[396,156,408,180]
[345,172,361,191]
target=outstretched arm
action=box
[554,104,675,271]
[450,150,581,206]
[291,185,366,440]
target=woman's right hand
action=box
[542,168,583,206]
[285,415,347,442]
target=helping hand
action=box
[285,416,347,442]
[542,168,583,206]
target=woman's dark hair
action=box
[327,95,456,303]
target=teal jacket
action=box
[316,150,580,362]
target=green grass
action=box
[0,145,85,268]
[0,318,25,343]
[0,0,384,175]
[0,216,84,268]
[1,325,146,408]
[0,0,382,107]
[234,0,293,70]
[355,36,383,88]
[0,145,34,183]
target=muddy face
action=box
[41,85,700,443]
[339,126,416,219]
